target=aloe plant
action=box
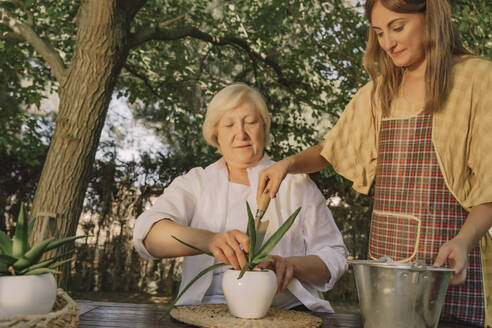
[0,203,87,276]
[162,202,301,318]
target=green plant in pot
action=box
[0,203,87,316]
[163,202,301,319]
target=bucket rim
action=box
[347,259,454,272]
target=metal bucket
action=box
[348,259,453,328]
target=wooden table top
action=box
[76,300,470,328]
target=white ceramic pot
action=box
[222,268,276,319]
[0,273,57,316]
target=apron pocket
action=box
[368,210,421,263]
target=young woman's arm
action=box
[434,202,492,284]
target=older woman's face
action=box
[217,100,265,169]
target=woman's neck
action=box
[227,165,250,185]
[402,59,427,105]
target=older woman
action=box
[132,83,348,312]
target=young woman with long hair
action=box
[257,0,491,326]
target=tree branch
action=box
[0,7,67,82]
[128,25,316,107]
[130,26,287,80]
[119,0,148,19]
[0,31,24,41]
[122,63,160,98]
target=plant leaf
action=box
[237,262,250,279]
[0,230,12,255]
[23,267,61,275]
[19,249,75,274]
[246,201,256,262]
[12,237,54,270]
[251,256,274,266]
[27,217,36,238]
[48,257,73,269]
[161,262,229,319]
[0,254,16,265]
[0,263,10,275]
[12,203,29,257]
[253,207,301,261]
[0,254,16,275]
[171,235,213,257]
[44,235,88,252]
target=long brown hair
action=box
[363,0,470,116]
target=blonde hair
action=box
[202,83,271,149]
[363,0,470,116]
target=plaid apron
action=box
[368,112,485,326]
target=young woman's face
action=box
[217,100,265,170]
[371,1,426,70]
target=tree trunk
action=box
[29,0,134,289]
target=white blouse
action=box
[132,154,348,312]
[202,181,302,309]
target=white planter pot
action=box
[0,273,57,316]
[222,269,276,319]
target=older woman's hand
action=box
[208,229,250,270]
[257,255,295,293]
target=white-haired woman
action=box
[133,83,348,312]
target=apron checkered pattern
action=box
[368,112,485,326]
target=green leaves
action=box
[13,237,54,270]
[28,216,36,238]
[254,207,301,260]
[171,235,212,257]
[165,202,301,317]
[246,202,256,262]
[12,203,29,258]
[0,254,16,274]
[0,203,87,276]
[22,267,61,276]
[0,230,12,255]
[44,235,89,252]
[18,249,74,274]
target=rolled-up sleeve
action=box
[321,82,378,195]
[302,183,349,292]
[467,59,492,208]
[132,168,201,260]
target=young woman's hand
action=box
[433,237,468,285]
[207,230,250,270]
[257,159,292,203]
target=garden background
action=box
[1,0,490,304]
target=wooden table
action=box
[76,300,469,327]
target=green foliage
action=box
[0,203,87,276]
[162,202,300,318]
[450,0,492,57]
[1,0,490,302]
[116,0,369,166]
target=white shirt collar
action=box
[210,153,273,188]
